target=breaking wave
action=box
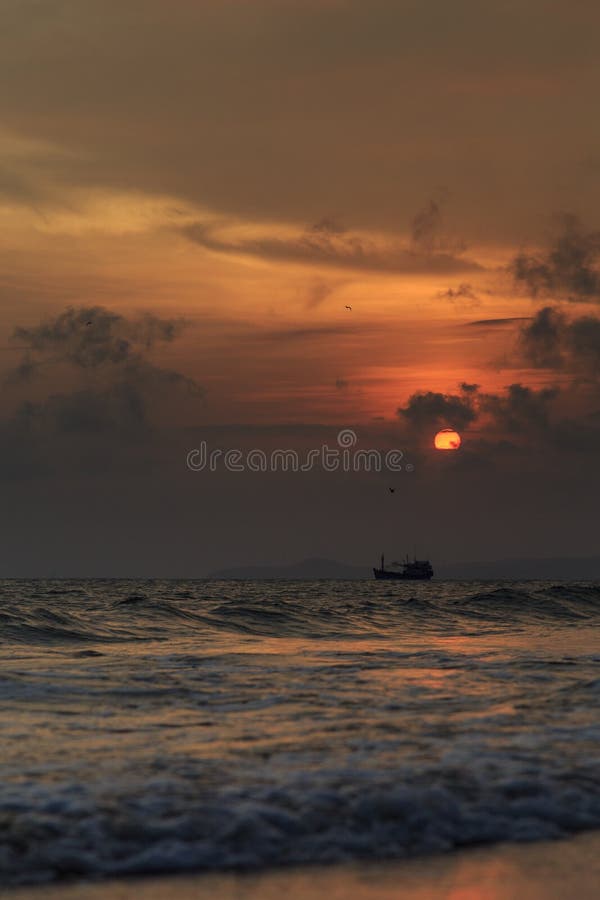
[3,766,600,884]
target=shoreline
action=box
[3,831,600,900]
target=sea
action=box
[1,578,599,887]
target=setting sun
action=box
[434,428,462,450]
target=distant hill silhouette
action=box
[209,556,600,580]
[438,556,600,580]
[208,557,370,580]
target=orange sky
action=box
[2,1,600,571]
[1,0,600,434]
[0,184,547,427]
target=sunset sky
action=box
[2,1,600,574]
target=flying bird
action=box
[388,487,395,494]
[344,305,352,311]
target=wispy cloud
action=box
[181,212,481,276]
[258,324,369,342]
[466,317,531,327]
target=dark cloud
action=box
[479,383,559,435]
[397,306,600,459]
[454,380,600,456]
[519,306,566,368]
[398,380,574,448]
[569,316,600,375]
[10,306,187,376]
[4,353,39,385]
[437,283,480,308]
[14,383,146,438]
[398,383,478,431]
[511,213,600,302]
[519,305,600,376]
[3,306,203,455]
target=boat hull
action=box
[373,568,433,580]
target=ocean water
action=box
[0,578,599,886]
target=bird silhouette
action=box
[388,487,395,493]
[344,305,352,311]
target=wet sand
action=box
[3,831,600,900]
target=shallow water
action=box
[0,579,599,885]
